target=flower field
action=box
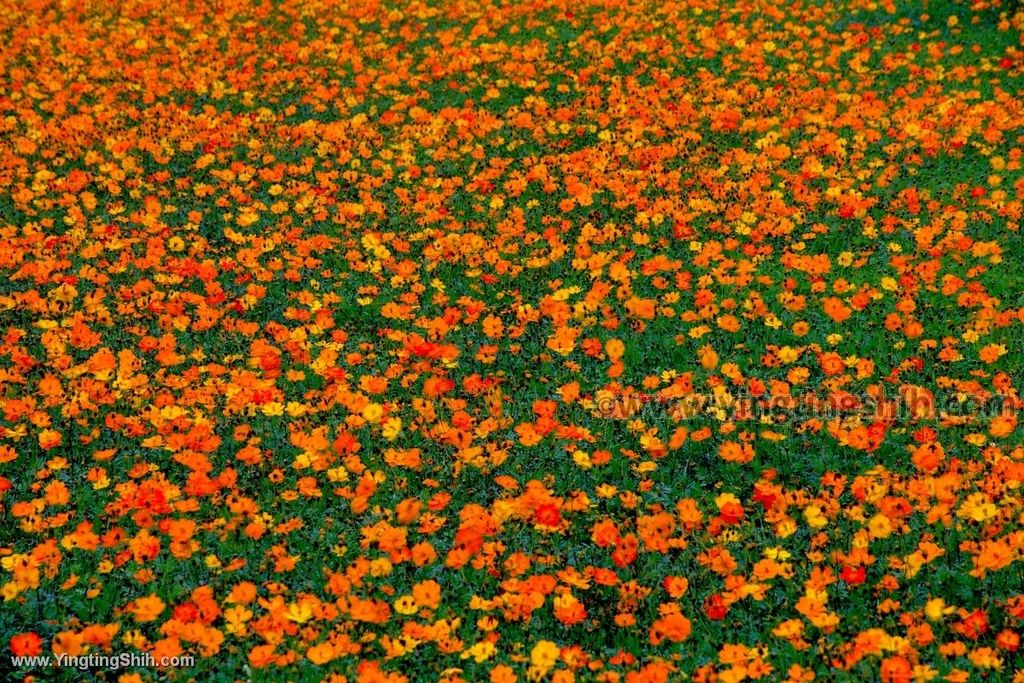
[2,0,1024,680]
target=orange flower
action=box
[911,442,944,472]
[38,429,62,450]
[625,297,657,320]
[129,594,166,623]
[412,580,441,610]
[663,577,689,598]
[605,338,625,361]
[649,611,691,644]
[591,519,620,548]
[822,297,852,323]
[698,345,719,371]
[719,441,754,463]
[879,656,912,683]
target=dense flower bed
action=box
[2,0,1024,681]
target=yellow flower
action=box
[369,558,393,577]
[868,514,892,539]
[261,402,283,416]
[572,450,592,469]
[394,595,418,615]
[804,505,828,529]
[957,493,998,522]
[531,640,560,672]
[285,602,312,624]
[777,346,800,363]
[775,518,797,538]
[381,416,402,440]
[224,606,253,636]
[285,401,308,417]
[49,283,78,303]
[461,641,496,663]
[924,598,954,622]
[362,403,383,423]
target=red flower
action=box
[533,503,562,528]
[752,485,777,509]
[10,633,43,657]
[955,609,989,640]
[840,565,866,585]
[703,594,728,621]
[913,427,937,443]
[174,602,201,622]
[718,502,744,525]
